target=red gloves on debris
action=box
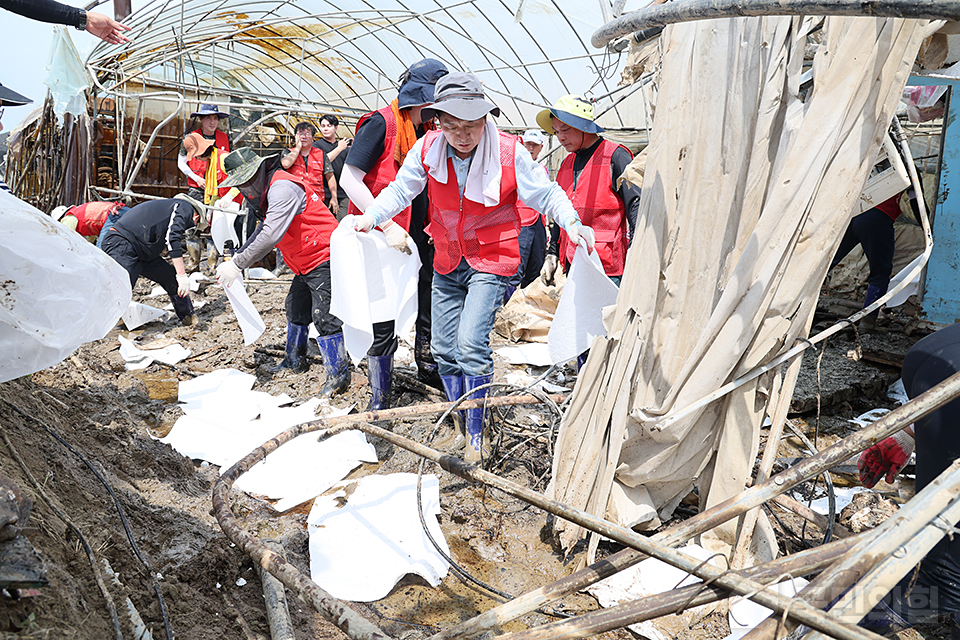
[858,429,915,488]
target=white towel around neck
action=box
[422,121,503,207]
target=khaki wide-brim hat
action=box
[536,94,604,135]
[172,193,209,231]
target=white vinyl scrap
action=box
[86,0,649,130]
[549,16,941,562]
[0,191,131,383]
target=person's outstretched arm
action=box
[0,0,130,44]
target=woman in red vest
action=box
[215,148,347,397]
[352,73,595,463]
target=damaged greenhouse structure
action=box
[4,0,960,639]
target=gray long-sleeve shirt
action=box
[233,180,307,269]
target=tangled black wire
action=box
[412,364,573,617]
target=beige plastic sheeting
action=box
[549,15,937,563]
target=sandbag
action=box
[0,191,131,382]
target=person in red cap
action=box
[280,122,338,216]
[536,95,640,288]
[351,72,594,463]
[340,58,450,408]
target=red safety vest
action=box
[68,201,124,237]
[346,106,413,232]
[271,170,339,275]
[286,147,327,196]
[422,130,520,276]
[556,139,630,276]
[185,129,240,202]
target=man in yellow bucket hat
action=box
[536,95,639,288]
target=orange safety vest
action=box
[68,201,124,237]
[346,106,413,232]
[556,139,630,277]
[422,130,520,276]
[286,147,328,196]
[271,170,338,275]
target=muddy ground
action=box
[0,265,941,640]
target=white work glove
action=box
[541,254,559,286]
[382,221,412,255]
[214,194,233,210]
[176,273,191,297]
[565,222,596,253]
[217,260,242,287]
[352,213,377,233]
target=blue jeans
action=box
[508,218,547,290]
[96,207,130,249]
[431,259,507,377]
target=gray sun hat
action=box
[190,103,230,118]
[218,147,278,188]
[422,72,500,122]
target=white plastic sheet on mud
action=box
[160,369,376,511]
[308,473,450,602]
[0,190,130,382]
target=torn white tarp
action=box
[118,335,190,370]
[308,473,450,602]
[122,301,169,331]
[161,369,374,509]
[549,16,938,562]
[0,190,130,382]
[222,279,265,345]
[43,27,90,119]
[548,242,619,365]
[330,221,420,364]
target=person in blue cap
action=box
[339,58,450,411]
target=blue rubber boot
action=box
[366,355,393,412]
[316,333,350,396]
[272,323,309,373]
[441,374,465,432]
[463,373,493,464]
[860,284,885,332]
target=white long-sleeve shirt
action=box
[365,136,580,231]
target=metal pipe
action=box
[324,422,883,640]
[743,457,960,640]
[259,540,296,640]
[430,369,960,640]
[496,532,868,640]
[591,0,960,48]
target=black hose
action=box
[592,0,960,48]
[785,420,837,545]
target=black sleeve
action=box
[611,147,641,245]
[166,200,195,259]
[344,113,387,174]
[0,0,82,27]
[547,219,561,257]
